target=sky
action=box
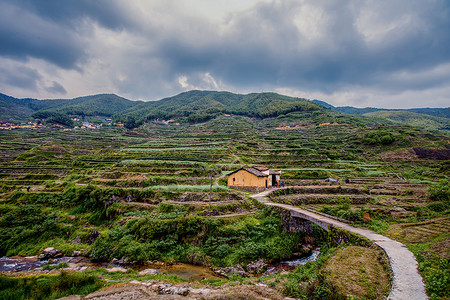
[0,0,449,108]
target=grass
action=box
[145,184,228,192]
[0,111,449,298]
[0,271,103,300]
[323,246,390,299]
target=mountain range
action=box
[0,91,448,132]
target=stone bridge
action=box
[251,189,428,300]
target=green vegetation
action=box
[0,271,103,300]
[364,111,450,133]
[0,94,449,299]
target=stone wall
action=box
[280,210,314,235]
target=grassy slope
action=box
[0,111,448,298]
[363,110,450,132]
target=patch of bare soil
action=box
[430,237,450,259]
[380,149,418,161]
[59,281,287,300]
[413,147,450,160]
[323,246,390,300]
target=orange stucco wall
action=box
[227,169,268,188]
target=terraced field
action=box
[0,113,448,299]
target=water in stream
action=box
[0,256,221,281]
[1,250,320,280]
[265,250,320,275]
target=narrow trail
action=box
[251,188,428,300]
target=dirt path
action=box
[251,188,428,300]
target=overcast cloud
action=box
[0,0,449,108]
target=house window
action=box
[233,178,235,182]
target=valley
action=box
[0,94,448,299]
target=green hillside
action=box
[32,94,142,118]
[1,91,448,135]
[364,110,450,132]
[312,100,450,119]
[120,90,321,121]
[0,93,35,122]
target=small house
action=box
[227,166,281,190]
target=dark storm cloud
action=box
[0,0,133,69]
[45,81,67,95]
[0,0,449,107]
[0,63,41,91]
[3,0,135,30]
[146,0,450,97]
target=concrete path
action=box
[251,189,428,300]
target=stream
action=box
[0,250,320,280]
[264,250,320,275]
[0,256,221,281]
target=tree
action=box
[125,116,136,129]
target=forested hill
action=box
[312,99,450,132]
[120,90,320,121]
[0,93,141,123]
[312,99,450,119]
[2,90,448,133]
[0,91,320,124]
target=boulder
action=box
[325,178,339,183]
[71,250,82,257]
[246,259,267,273]
[87,229,99,244]
[38,247,63,260]
[138,268,162,276]
[106,267,127,273]
[215,263,248,277]
[157,284,189,296]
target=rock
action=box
[118,257,127,264]
[157,284,189,296]
[38,247,63,260]
[147,260,165,265]
[324,178,339,183]
[87,229,99,244]
[215,263,248,277]
[71,250,82,257]
[139,268,162,276]
[72,236,81,244]
[111,258,119,264]
[106,267,127,273]
[246,259,267,273]
[116,257,135,265]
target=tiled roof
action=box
[227,166,268,177]
[253,166,269,171]
[242,167,267,177]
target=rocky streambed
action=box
[0,247,320,280]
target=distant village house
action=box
[227,166,281,191]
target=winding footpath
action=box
[251,189,428,300]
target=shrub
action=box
[235,241,265,261]
[429,180,450,202]
[362,131,396,145]
[0,271,102,299]
[265,234,299,261]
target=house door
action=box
[265,180,268,188]
[272,175,276,186]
